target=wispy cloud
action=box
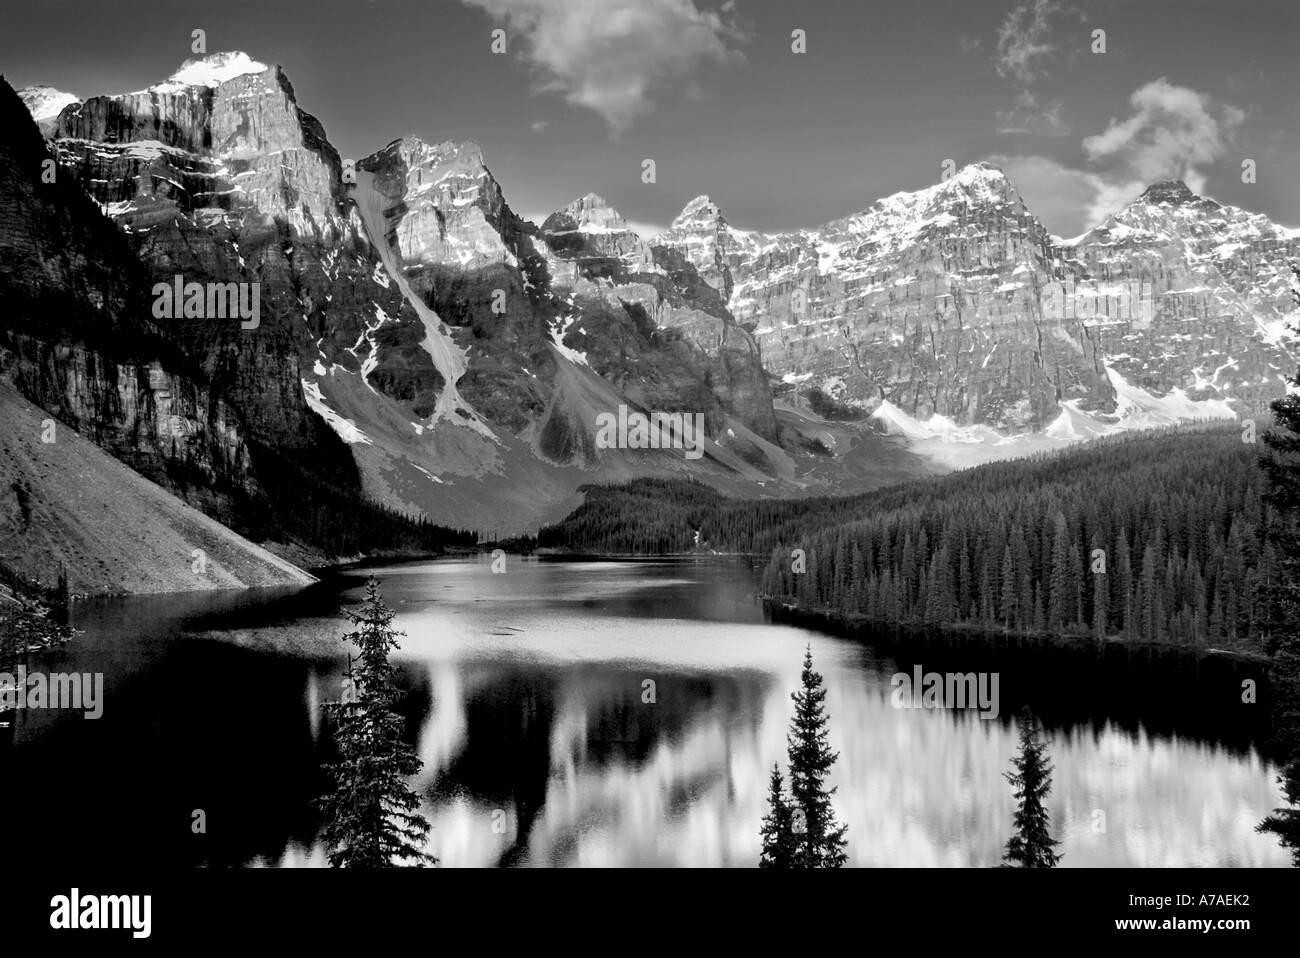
[992,0,1070,137]
[461,0,746,136]
[997,90,1068,137]
[995,0,1059,85]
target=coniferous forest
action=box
[541,424,1276,651]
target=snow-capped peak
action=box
[147,51,269,93]
[17,85,79,122]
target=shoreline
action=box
[763,599,1272,664]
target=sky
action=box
[2,0,1297,237]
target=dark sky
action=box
[2,0,1297,236]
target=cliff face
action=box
[0,379,312,595]
[0,76,257,523]
[654,164,1299,431]
[4,337,253,512]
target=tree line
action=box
[760,426,1272,649]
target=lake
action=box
[0,556,1288,867]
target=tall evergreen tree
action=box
[759,763,797,868]
[1258,265,1300,864]
[1002,707,1062,868]
[318,578,436,868]
[786,646,849,867]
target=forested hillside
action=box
[540,425,1275,649]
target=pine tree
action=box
[1002,707,1062,868]
[759,763,796,868]
[1000,545,1016,629]
[1048,513,1071,629]
[786,645,849,867]
[318,578,436,868]
[1258,264,1300,864]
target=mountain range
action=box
[3,51,1297,586]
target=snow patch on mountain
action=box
[1105,363,1237,427]
[302,378,372,445]
[17,85,79,122]
[871,363,1239,472]
[871,400,1007,445]
[549,315,590,366]
[149,52,269,93]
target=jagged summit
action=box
[365,137,494,190]
[668,195,729,233]
[380,135,485,161]
[934,162,1015,198]
[1139,179,1202,206]
[545,192,631,233]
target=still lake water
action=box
[2,556,1289,867]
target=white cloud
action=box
[461,0,746,135]
[531,120,549,132]
[1082,77,1244,194]
[995,0,1059,84]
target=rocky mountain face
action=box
[6,53,802,535]
[653,164,1299,433]
[343,139,787,527]
[1065,180,1298,418]
[536,191,777,443]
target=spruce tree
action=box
[1258,265,1300,864]
[318,578,436,868]
[786,645,848,867]
[759,763,796,868]
[1002,706,1062,868]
